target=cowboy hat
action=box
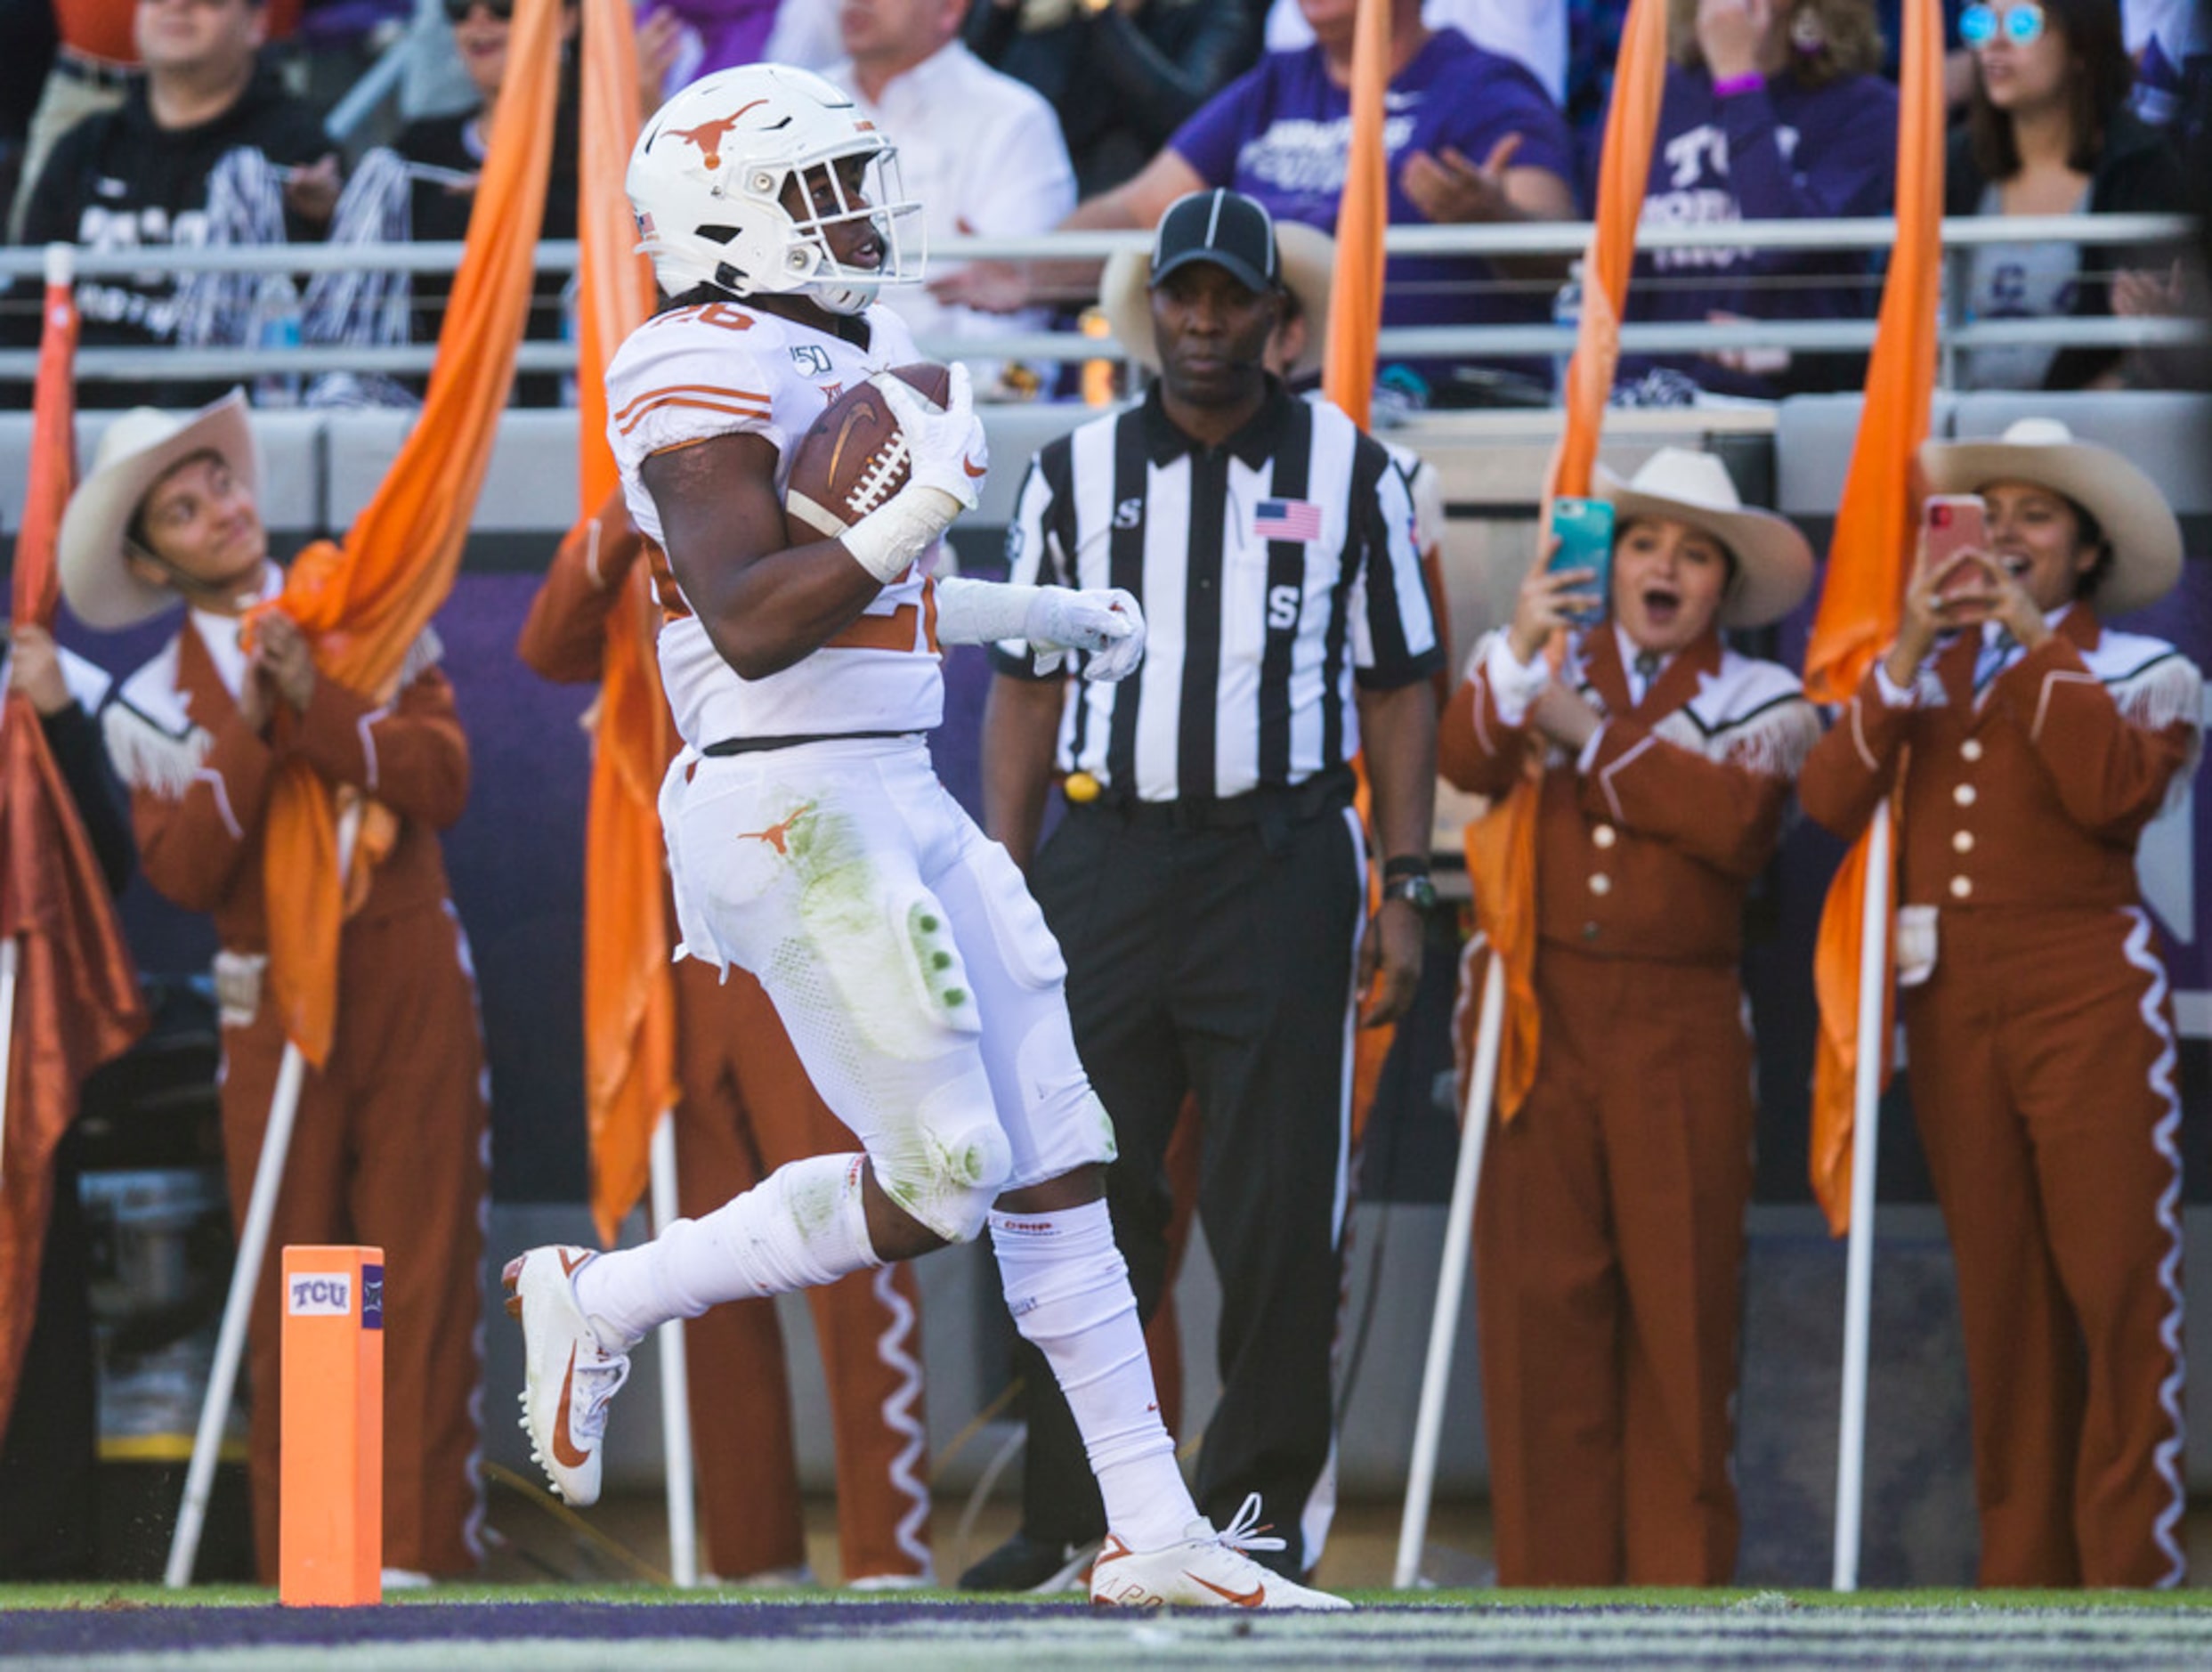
[1099,216,1334,382]
[1919,417,2183,617]
[1596,447,1815,629]
[58,390,262,630]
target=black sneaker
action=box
[956,1530,1099,1593]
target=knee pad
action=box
[871,1067,1013,1244]
[1012,1024,1118,1168]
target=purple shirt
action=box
[1170,29,1573,400]
[1616,65,1898,399]
[639,0,780,80]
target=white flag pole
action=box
[168,799,363,1588]
[649,1110,700,1587]
[1393,945,1504,1588]
[1831,800,1892,1592]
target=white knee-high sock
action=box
[989,1201,1196,1551]
[577,1153,880,1347]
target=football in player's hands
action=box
[785,362,956,540]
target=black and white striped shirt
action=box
[992,384,1441,803]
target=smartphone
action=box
[1922,494,1989,592]
[1547,496,1615,628]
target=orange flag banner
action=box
[1321,0,1396,1135]
[0,255,149,1436]
[1322,0,1389,429]
[1805,0,1944,1234]
[1466,0,1666,1123]
[576,0,677,1246]
[257,0,562,1065]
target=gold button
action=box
[1953,783,1977,807]
[1952,831,1973,854]
[1588,873,1612,896]
[1961,738,1984,762]
[1949,875,1973,899]
[1592,824,1617,848]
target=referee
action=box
[979,188,1441,1585]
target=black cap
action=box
[1148,189,1282,295]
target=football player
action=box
[504,63,1346,1610]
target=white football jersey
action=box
[605,298,942,749]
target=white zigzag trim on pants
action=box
[871,1264,935,1576]
[2120,906,2186,1588]
[447,899,493,1564]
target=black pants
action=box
[1015,789,1363,1574]
[0,1126,97,1578]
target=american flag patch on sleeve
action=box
[1252,498,1324,541]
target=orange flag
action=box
[575,0,677,1246]
[0,252,149,1435]
[256,0,563,1065]
[1320,0,1398,1134]
[1804,0,1944,1234]
[1465,0,1666,1123]
[1322,0,1389,428]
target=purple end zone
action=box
[0,1602,1091,1655]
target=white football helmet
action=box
[627,63,925,316]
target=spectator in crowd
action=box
[2124,0,2203,128]
[1264,0,1564,104]
[1608,0,1898,404]
[11,0,337,410]
[825,0,1074,393]
[633,0,782,104]
[936,0,1579,408]
[1949,0,2188,392]
[1438,450,1817,1586]
[980,189,1439,1587]
[6,0,306,240]
[58,391,489,1585]
[516,497,937,1588]
[965,0,1264,200]
[0,623,134,1581]
[1799,418,2201,1587]
[0,0,60,234]
[377,0,578,404]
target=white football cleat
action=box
[503,1245,632,1507]
[1090,1494,1350,1611]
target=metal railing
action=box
[0,213,2198,386]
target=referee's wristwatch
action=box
[1381,857,1438,913]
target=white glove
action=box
[1025,586,1146,683]
[878,361,987,515]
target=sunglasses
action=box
[442,0,513,20]
[1960,3,2046,48]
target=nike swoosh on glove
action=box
[879,362,988,513]
[1025,586,1147,682]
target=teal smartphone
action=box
[1547,496,1614,628]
